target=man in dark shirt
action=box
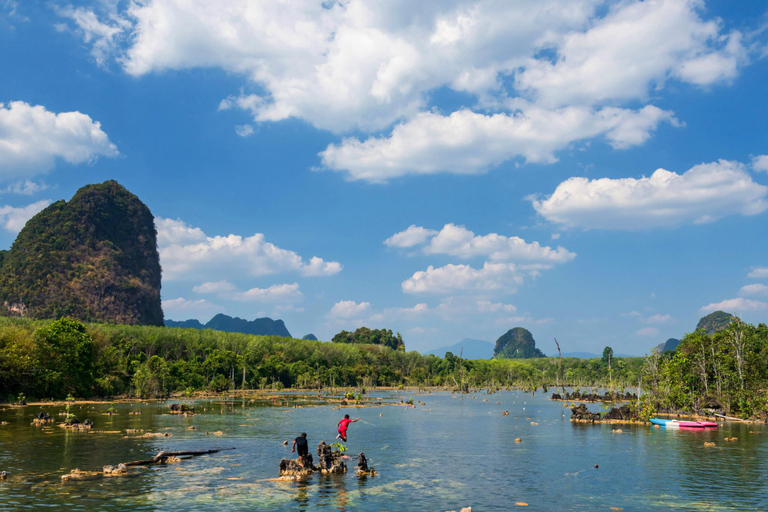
[291,432,309,465]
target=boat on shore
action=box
[650,418,718,429]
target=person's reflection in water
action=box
[335,475,348,512]
[294,476,310,510]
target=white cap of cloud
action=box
[156,217,342,280]
[701,297,768,313]
[739,284,768,296]
[752,155,768,173]
[636,327,660,337]
[230,283,303,303]
[384,225,438,248]
[402,262,524,294]
[162,297,225,320]
[0,200,51,232]
[192,280,236,294]
[319,105,676,182]
[645,314,673,324]
[327,300,371,319]
[0,101,118,178]
[748,267,768,279]
[515,0,744,108]
[57,1,749,182]
[531,160,768,229]
[386,223,575,263]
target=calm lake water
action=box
[1,390,767,511]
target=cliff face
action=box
[0,180,163,325]
[493,327,545,359]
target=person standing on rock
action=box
[291,432,309,465]
[336,414,359,442]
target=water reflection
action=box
[1,393,768,511]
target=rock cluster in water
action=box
[169,404,195,415]
[279,441,355,476]
[570,403,640,423]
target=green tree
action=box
[33,317,94,397]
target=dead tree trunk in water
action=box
[554,338,566,395]
[122,448,235,467]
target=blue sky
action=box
[1,0,767,356]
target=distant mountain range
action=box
[427,338,494,359]
[165,313,291,338]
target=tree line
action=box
[0,317,645,401]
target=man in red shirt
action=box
[336,414,359,442]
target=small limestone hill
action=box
[0,181,163,325]
[696,311,734,334]
[493,327,545,359]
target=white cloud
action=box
[416,223,575,263]
[384,225,438,248]
[156,217,342,280]
[748,267,768,279]
[752,155,768,173]
[162,296,224,319]
[0,180,48,195]
[57,5,130,66]
[645,314,674,324]
[532,159,768,229]
[701,297,768,313]
[386,223,575,265]
[402,262,524,294]
[193,280,236,294]
[636,327,660,337]
[235,124,254,137]
[740,284,768,296]
[327,300,371,319]
[320,105,676,182]
[0,101,118,178]
[59,1,748,180]
[516,0,745,108]
[231,283,303,303]
[0,200,51,232]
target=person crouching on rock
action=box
[336,414,359,442]
[291,432,309,465]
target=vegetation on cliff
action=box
[332,327,405,351]
[493,327,545,359]
[0,181,163,326]
[695,310,734,335]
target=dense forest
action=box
[0,317,641,400]
[4,315,768,419]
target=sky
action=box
[1,0,767,356]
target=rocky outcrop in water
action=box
[356,452,376,477]
[570,403,640,423]
[279,441,347,476]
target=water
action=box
[1,391,768,511]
